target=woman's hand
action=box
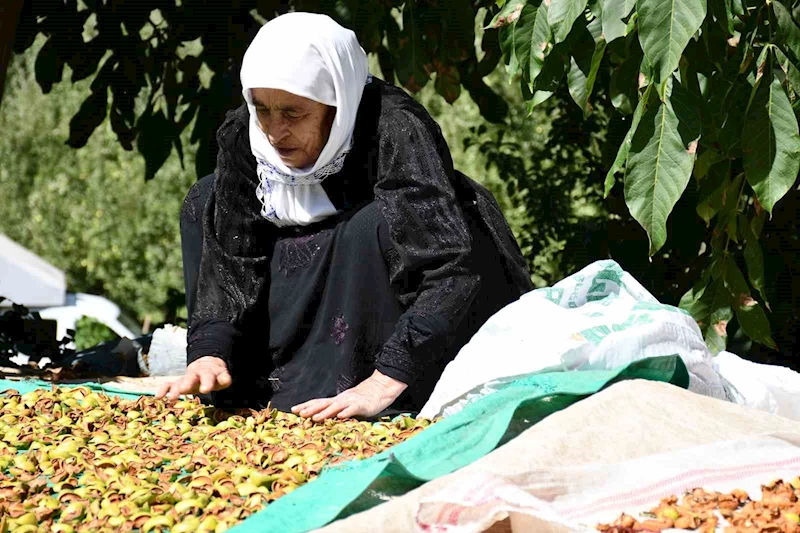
[156,356,233,401]
[291,371,407,421]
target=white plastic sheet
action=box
[419,260,729,419]
[414,433,800,533]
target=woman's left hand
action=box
[291,371,408,421]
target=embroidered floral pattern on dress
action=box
[330,314,349,346]
[278,233,326,277]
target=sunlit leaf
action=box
[488,0,526,28]
[637,0,707,97]
[513,1,552,88]
[602,0,635,43]
[548,0,588,44]
[624,79,702,254]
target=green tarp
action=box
[0,377,152,400]
[0,355,689,533]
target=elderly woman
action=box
[157,13,532,420]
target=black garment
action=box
[183,77,532,410]
[181,176,525,413]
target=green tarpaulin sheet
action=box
[0,355,689,533]
[0,378,152,400]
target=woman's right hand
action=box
[155,356,233,401]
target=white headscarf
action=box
[240,12,370,226]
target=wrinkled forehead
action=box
[248,88,331,111]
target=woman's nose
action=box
[266,118,290,145]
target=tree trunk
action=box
[0,0,25,109]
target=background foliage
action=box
[0,37,195,326]
[2,0,799,368]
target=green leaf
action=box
[605,84,655,196]
[774,47,800,97]
[548,0,589,44]
[488,0,526,28]
[716,172,744,240]
[696,159,730,225]
[396,1,430,93]
[680,275,731,355]
[773,0,800,66]
[532,38,570,93]
[513,1,552,88]
[624,79,702,254]
[602,0,636,43]
[637,0,707,97]
[724,260,776,349]
[567,28,607,117]
[742,65,800,216]
[693,148,725,180]
[739,213,769,308]
[499,23,520,78]
[717,79,751,157]
[610,42,644,115]
[679,269,712,319]
[704,285,733,354]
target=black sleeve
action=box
[186,107,273,368]
[372,107,481,385]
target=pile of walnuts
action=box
[0,386,432,532]
[598,479,800,533]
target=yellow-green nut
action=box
[39,496,59,510]
[791,477,800,490]
[51,524,75,533]
[107,515,127,527]
[785,512,800,524]
[248,471,279,488]
[197,516,219,533]
[659,507,680,521]
[236,483,260,497]
[174,499,205,515]
[129,488,155,506]
[141,515,175,532]
[11,526,37,533]
[15,513,37,527]
[173,516,202,533]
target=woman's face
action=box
[250,88,336,169]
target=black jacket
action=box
[187,78,533,387]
